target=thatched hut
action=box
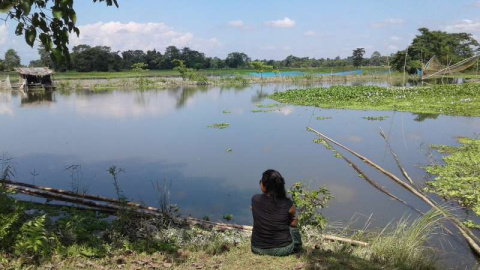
[15,67,55,91]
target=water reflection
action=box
[413,113,440,122]
[21,91,56,107]
[0,91,13,116]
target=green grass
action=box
[271,84,480,116]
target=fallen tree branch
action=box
[307,127,480,258]
[6,181,369,247]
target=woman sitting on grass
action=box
[251,169,302,256]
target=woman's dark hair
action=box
[260,169,287,200]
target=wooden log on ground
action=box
[7,183,370,247]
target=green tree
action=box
[131,62,148,72]
[391,28,479,73]
[250,61,273,78]
[71,45,122,72]
[352,48,365,67]
[122,50,146,70]
[162,46,181,69]
[28,59,43,67]
[0,60,5,71]
[38,46,54,68]
[0,0,119,62]
[4,49,21,70]
[370,51,382,66]
[225,52,250,68]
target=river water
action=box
[0,82,479,268]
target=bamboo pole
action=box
[2,179,155,211]
[379,128,414,185]
[6,182,370,247]
[307,127,480,257]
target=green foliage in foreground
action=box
[270,84,480,116]
[289,183,332,231]
[425,138,480,220]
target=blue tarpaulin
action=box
[249,70,363,77]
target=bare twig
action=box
[379,128,414,185]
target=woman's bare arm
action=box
[289,205,298,227]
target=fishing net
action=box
[422,55,480,79]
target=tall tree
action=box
[225,52,250,68]
[370,51,382,66]
[4,49,21,70]
[163,46,181,69]
[0,60,6,71]
[71,45,122,72]
[352,48,365,67]
[391,28,479,73]
[1,0,119,62]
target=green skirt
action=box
[251,227,302,256]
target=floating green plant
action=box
[316,116,332,120]
[363,116,389,121]
[223,110,231,114]
[207,123,230,129]
[271,84,480,116]
[254,103,284,108]
[251,109,276,113]
[225,148,233,153]
[425,137,480,218]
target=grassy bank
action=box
[270,84,480,117]
[0,173,444,270]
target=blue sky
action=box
[2,0,480,64]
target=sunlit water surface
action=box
[0,81,479,268]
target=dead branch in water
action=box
[379,128,414,185]
[307,127,480,258]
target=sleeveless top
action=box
[251,193,293,249]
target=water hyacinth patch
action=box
[363,116,389,121]
[425,138,480,218]
[207,123,230,129]
[254,103,284,108]
[270,84,480,116]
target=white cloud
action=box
[70,21,221,54]
[0,25,7,45]
[227,20,245,28]
[369,18,405,28]
[390,36,402,41]
[265,17,296,28]
[304,30,316,37]
[445,19,480,33]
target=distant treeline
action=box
[25,45,390,72]
[5,28,477,74]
